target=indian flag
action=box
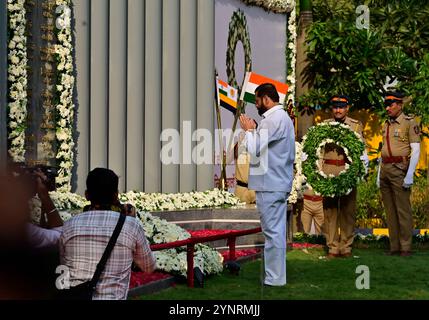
[240,72,289,105]
[217,78,238,114]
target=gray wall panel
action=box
[72,0,214,193]
[126,0,145,191]
[144,0,162,193]
[179,0,197,192]
[74,0,90,195]
[161,0,180,193]
[90,0,108,169]
[108,0,127,191]
[196,0,214,191]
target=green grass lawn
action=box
[135,248,429,300]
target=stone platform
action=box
[151,205,265,249]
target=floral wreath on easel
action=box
[302,122,366,197]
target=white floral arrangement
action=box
[119,188,245,212]
[29,196,43,225]
[29,194,74,225]
[49,191,89,211]
[286,3,297,105]
[137,211,191,244]
[54,0,75,192]
[288,142,307,204]
[7,0,28,162]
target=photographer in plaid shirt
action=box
[59,168,156,300]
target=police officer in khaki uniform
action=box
[321,95,368,258]
[301,187,324,234]
[379,91,421,257]
[233,131,256,204]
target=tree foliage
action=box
[300,0,429,125]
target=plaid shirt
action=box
[59,210,156,300]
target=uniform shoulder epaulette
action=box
[349,118,359,124]
[404,114,415,120]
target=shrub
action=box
[411,170,429,229]
[356,168,429,228]
[356,168,386,228]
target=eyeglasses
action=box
[331,105,347,110]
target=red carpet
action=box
[129,271,172,289]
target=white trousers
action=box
[256,191,288,286]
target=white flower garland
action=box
[286,3,297,105]
[7,0,28,162]
[6,1,75,191]
[288,142,307,204]
[315,138,352,178]
[119,188,245,212]
[240,0,294,13]
[302,122,366,197]
[54,0,75,191]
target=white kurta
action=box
[245,105,295,286]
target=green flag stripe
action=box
[243,92,255,104]
[219,88,228,96]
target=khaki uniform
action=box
[234,153,256,204]
[322,117,364,255]
[380,113,420,252]
[234,134,256,204]
[301,188,324,234]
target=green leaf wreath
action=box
[226,9,252,90]
[302,122,366,198]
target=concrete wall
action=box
[73,0,214,194]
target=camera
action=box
[9,162,58,193]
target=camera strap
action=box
[89,213,126,288]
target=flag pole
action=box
[214,70,227,191]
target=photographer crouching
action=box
[9,162,65,250]
[0,162,64,299]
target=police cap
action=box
[384,91,404,106]
[329,95,350,108]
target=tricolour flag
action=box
[240,72,289,105]
[217,78,238,114]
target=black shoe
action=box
[400,251,412,257]
[384,251,400,256]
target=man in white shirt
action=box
[240,83,295,286]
